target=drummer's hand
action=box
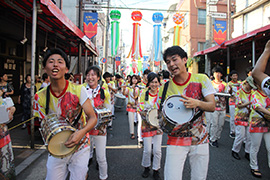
[180,95,199,109]
[64,129,85,148]
[7,107,15,121]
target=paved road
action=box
[13,107,270,180]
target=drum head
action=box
[148,109,159,127]
[163,95,194,125]
[47,129,77,158]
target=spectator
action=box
[0,72,14,97]
[40,73,50,90]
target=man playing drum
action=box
[33,48,97,180]
[156,46,215,180]
[84,66,111,180]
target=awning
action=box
[193,24,270,57]
[40,0,98,56]
[1,0,98,56]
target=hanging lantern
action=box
[110,10,121,21]
[152,12,164,23]
[173,13,184,25]
[131,11,142,21]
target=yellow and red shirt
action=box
[228,80,241,106]
[125,86,139,112]
[249,90,270,133]
[156,73,215,146]
[212,80,227,111]
[234,88,251,126]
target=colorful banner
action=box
[173,26,182,46]
[115,56,121,66]
[83,12,98,39]
[214,20,227,45]
[111,21,120,57]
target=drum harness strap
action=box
[159,81,204,133]
[46,85,82,127]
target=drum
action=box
[161,95,194,133]
[145,108,159,128]
[114,93,126,108]
[215,92,231,97]
[95,108,113,128]
[39,114,78,158]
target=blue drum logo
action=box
[167,102,173,108]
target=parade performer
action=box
[231,76,256,160]
[248,83,270,178]
[156,46,215,180]
[138,72,162,180]
[0,89,16,179]
[228,70,241,138]
[33,48,97,180]
[209,66,228,147]
[123,75,139,139]
[85,66,111,180]
[252,40,270,98]
[103,72,117,130]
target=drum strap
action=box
[145,90,149,101]
[45,85,50,115]
[100,88,105,100]
[160,81,169,110]
[177,109,204,132]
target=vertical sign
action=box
[83,12,98,39]
[214,20,227,45]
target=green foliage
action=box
[186,57,200,68]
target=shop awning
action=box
[193,45,225,57]
[1,0,98,56]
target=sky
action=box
[109,0,174,57]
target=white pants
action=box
[89,135,108,180]
[229,105,235,134]
[137,112,143,142]
[232,125,251,153]
[209,110,226,142]
[204,112,212,133]
[164,143,209,180]
[46,146,90,180]
[250,132,270,170]
[128,111,135,134]
[142,134,163,170]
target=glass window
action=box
[198,9,206,24]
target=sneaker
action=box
[232,151,241,160]
[209,140,219,148]
[142,167,150,178]
[229,133,235,138]
[21,124,27,129]
[153,170,161,180]
[138,141,143,148]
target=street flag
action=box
[214,20,227,45]
[83,12,98,39]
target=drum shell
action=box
[95,108,113,128]
[114,94,126,108]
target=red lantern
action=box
[131,11,142,21]
[173,13,184,25]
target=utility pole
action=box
[227,0,231,40]
[204,0,213,75]
[104,0,110,72]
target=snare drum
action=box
[161,95,194,133]
[95,108,113,128]
[145,108,159,128]
[114,93,126,108]
[39,114,78,158]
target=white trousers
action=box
[164,143,209,180]
[137,112,143,142]
[232,125,251,153]
[89,135,108,180]
[128,111,135,134]
[204,112,212,133]
[250,132,270,170]
[229,105,235,134]
[142,134,163,170]
[209,110,226,142]
[46,146,90,180]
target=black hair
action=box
[146,72,160,87]
[143,69,151,75]
[103,72,111,79]
[115,74,122,79]
[212,65,223,75]
[162,70,170,79]
[229,70,238,77]
[65,73,71,80]
[163,46,188,62]
[126,75,132,80]
[42,73,48,81]
[25,74,31,82]
[85,66,101,79]
[43,48,70,69]
[130,75,138,86]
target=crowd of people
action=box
[0,40,270,180]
